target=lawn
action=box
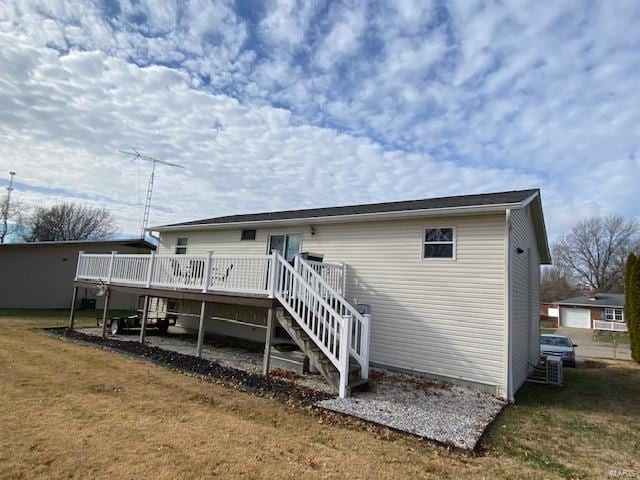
[1,311,639,479]
[593,333,630,346]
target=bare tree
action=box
[553,215,639,292]
[540,266,579,303]
[19,202,117,242]
[0,196,24,244]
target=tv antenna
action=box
[1,171,16,244]
[119,149,185,238]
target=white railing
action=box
[295,256,370,383]
[76,252,113,282]
[76,251,272,296]
[305,259,345,295]
[593,320,628,332]
[209,255,272,294]
[272,253,351,397]
[111,254,151,286]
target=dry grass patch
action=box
[1,312,639,479]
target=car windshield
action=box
[541,336,572,347]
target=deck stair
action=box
[271,252,370,397]
[275,308,367,395]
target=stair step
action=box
[274,307,366,396]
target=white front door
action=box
[561,308,591,329]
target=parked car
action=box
[540,334,577,367]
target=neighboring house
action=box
[555,292,626,332]
[0,239,154,309]
[73,189,550,400]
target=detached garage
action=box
[560,307,591,329]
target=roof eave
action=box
[518,191,552,264]
[556,302,624,309]
[150,201,524,232]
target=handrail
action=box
[295,256,369,379]
[304,259,345,295]
[76,252,272,295]
[272,252,344,370]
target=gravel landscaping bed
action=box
[45,328,332,406]
[316,370,506,450]
[77,327,334,394]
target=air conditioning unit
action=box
[545,355,563,386]
[527,355,564,386]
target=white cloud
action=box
[0,0,639,242]
[314,3,367,70]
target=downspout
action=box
[504,209,514,402]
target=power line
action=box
[119,149,185,239]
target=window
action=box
[605,308,624,322]
[175,237,188,255]
[241,229,256,241]
[423,227,455,259]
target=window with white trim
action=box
[175,237,188,255]
[605,308,624,322]
[423,227,455,259]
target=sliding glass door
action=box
[268,234,302,262]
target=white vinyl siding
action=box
[158,213,507,395]
[509,206,541,395]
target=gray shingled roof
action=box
[157,189,539,228]
[0,239,156,250]
[556,293,625,308]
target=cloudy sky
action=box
[1,0,639,240]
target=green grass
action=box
[488,361,640,478]
[0,308,135,329]
[540,328,557,334]
[593,333,630,346]
[1,310,639,479]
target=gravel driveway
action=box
[316,370,506,451]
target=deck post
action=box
[268,252,278,297]
[139,295,150,344]
[107,251,117,284]
[338,315,351,399]
[361,313,371,379]
[202,251,213,293]
[196,300,207,357]
[100,289,111,338]
[145,252,156,288]
[74,251,84,281]
[263,308,275,377]
[68,286,78,330]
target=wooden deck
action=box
[73,279,276,308]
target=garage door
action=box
[561,308,591,329]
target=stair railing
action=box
[272,252,352,397]
[294,256,370,380]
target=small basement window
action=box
[423,227,455,260]
[241,229,256,241]
[605,308,624,322]
[175,237,188,255]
